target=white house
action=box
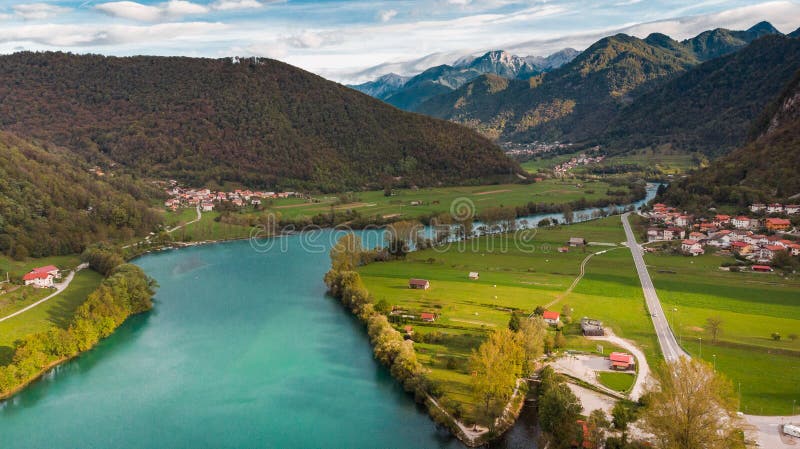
[732,216,752,229]
[681,239,704,256]
[750,203,766,213]
[786,205,800,215]
[542,310,561,326]
[22,265,60,288]
[201,201,214,212]
[767,203,784,214]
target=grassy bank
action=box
[358,216,658,420]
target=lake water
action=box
[0,184,658,448]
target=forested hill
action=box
[602,34,800,156]
[0,53,520,192]
[0,132,162,258]
[658,70,800,212]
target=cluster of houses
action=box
[749,203,800,214]
[22,265,61,288]
[646,203,799,263]
[553,153,604,177]
[163,182,301,211]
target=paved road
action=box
[0,263,89,323]
[621,213,687,362]
[621,213,800,446]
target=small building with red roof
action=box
[542,310,560,326]
[420,312,436,322]
[22,265,60,288]
[766,218,791,231]
[408,278,430,290]
[609,352,634,370]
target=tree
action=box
[587,409,611,448]
[508,313,521,331]
[469,329,525,429]
[771,332,781,341]
[611,401,637,444]
[706,316,723,344]
[533,306,545,316]
[385,220,421,258]
[789,333,798,342]
[641,358,745,449]
[539,382,583,448]
[516,317,547,374]
[562,204,574,225]
[329,233,363,271]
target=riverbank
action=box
[0,262,155,401]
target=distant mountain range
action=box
[348,48,579,111]
[353,21,800,161]
[0,53,521,193]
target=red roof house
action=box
[408,278,430,290]
[542,310,561,326]
[752,265,773,272]
[420,313,436,322]
[609,352,634,370]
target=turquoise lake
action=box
[0,187,660,447]
[0,233,541,448]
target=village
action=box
[644,202,800,268]
[162,180,303,212]
[553,152,605,177]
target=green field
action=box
[644,249,800,415]
[165,179,634,225]
[603,149,702,175]
[0,269,103,364]
[0,254,81,280]
[597,371,635,392]
[358,216,657,419]
[0,286,51,317]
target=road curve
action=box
[621,213,687,362]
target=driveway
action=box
[0,263,89,323]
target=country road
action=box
[621,213,687,362]
[0,263,89,323]
[621,213,800,447]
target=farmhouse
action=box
[766,218,791,231]
[609,352,635,371]
[752,265,773,272]
[750,203,766,212]
[408,278,430,290]
[468,272,479,280]
[22,265,60,288]
[420,312,436,322]
[542,310,561,326]
[201,201,214,212]
[786,205,800,215]
[568,237,586,247]
[675,215,691,227]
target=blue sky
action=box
[0,0,798,81]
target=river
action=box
[0,184,658,448]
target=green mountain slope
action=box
[659,70,800,211]
[604,34,800,156]
[415,23,784,146]
[0,132,162,258]
[0,53,519,192]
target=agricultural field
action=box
[0,269,103,364]
[645,249,800,415]
[0,254,81,280]
[601,149,702,175]
[172,179,635,223]
[357,216,658,419]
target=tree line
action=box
[0,247,157,396]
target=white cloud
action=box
[210,0,264,11]
[0,21,226,46]
[378,9,397,22]
[95,0,209,22]
[12,3,71,20]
